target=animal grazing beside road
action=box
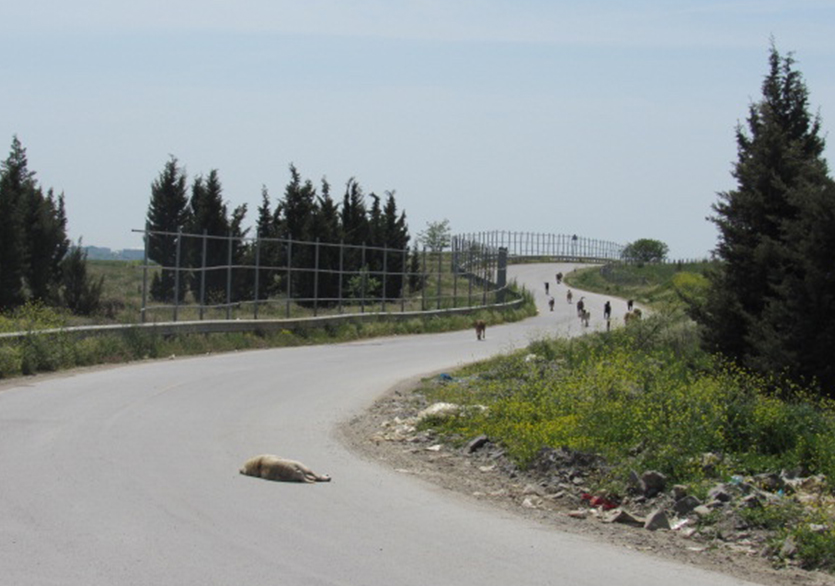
[240,455,331,483]
[624,308,643,324]
[580,309,590,327]
[474,320,487,340]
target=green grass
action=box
[0,273,536,379]
[565,260,713,308]
[414,261,835,572]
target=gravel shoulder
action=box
[337,374,835,586]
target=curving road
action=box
[0,264,757,585]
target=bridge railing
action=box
[453,231,625,263]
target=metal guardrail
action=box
[0,297,524,341]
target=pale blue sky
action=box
[2,1,834,258]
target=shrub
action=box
[0,345,22,377]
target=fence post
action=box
[467,245,473,307]
[497,247,508,304]
[338,240,344,314]
[173,227,182,322]
[226,231,233,320]
[436,246,442,310]
[400,247,407,312]
[286,239,292,318]
[452,237,458,308]
[313,238,320,317]
[360,243,367,314]
[381,246,387,313]
[421,246,427,312]
[141,222,149,323]
[199,230,207,320]
[253,236,261,319]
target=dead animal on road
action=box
[474,320,487,340]
[240,454,331,483]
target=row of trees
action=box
[0,137,102,314]
[146,160,414,306]
[692,42,835,396]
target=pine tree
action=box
[699,43,833,393]
[146,157,190,302]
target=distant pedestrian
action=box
[577,297,585,317]
[627,299,634,311]
[566,289,573,304]
[603,301,611,321]
[548,296,555,311]
[545,282,550,295]
[556,272,563,285]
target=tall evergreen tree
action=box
[381,191,409,299]
[0,137,33,308]
[698,43,833,392]
[146,156,190,302]
[340,178,369,246]
[228,201,251,302]
[278,164,317,304]
[188,170,231,301]
[310,178,342,304]
[254,185,282,299]
[340,178,369,297]
[0,137,70,309]
[25,188,69,303]
[61,239,104,316]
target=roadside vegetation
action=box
[0,259,536,379]
[418,261,835,571]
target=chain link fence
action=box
[135,228,513,323]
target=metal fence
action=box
[453,231,625,263]
[134,228,512,323]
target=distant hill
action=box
[83,246,144,261]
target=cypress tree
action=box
[0,137,33,308]
[25,188,70,303]
[340,178,369,297]
[278,165,317,304]
[188,170,231,301]
[146,157,190,302]
[0,137,70,309]
[381,191,409,300]
[699,43,833,393]
[310,178,342,305]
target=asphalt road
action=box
[0,264,758,585]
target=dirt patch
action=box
[337,375,835,586]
